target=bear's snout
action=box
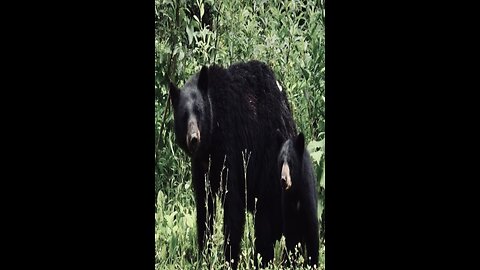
[186,119,201,154]
[281,162,292,190]
[188,133,199,150]
[281,175,288,190]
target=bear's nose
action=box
[187,131,200,153]
[189,135,198,150]
[281,176,288,189]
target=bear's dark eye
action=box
[194,106,201,116]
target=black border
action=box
[326,1,471,268]
[20,2,156,268]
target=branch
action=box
[155,161,162,178]
[158,91,171,149]
[213,2,221,63]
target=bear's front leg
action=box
[192,159,215,254]
[223,183,245,270]
[254,200,278,268]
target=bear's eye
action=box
[193,106,201,116]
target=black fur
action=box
[169,60,297,269]
[277,133,320,267]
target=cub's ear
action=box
[198,65,208,94]
[294,132,305,158]
[169,81,179,108]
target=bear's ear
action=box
[294,133,305,158]
[198,65,208,94]
[169,81,180,108]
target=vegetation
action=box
[155,0,325,268]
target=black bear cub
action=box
[277,132,319,267]
[169,60,297,269]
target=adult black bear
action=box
[169,60,297,269]
[277,132,319,267]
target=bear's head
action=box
[169,66,212,158]
[277,132,305,192]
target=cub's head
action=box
[277,132,305,192]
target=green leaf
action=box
[320,161,325,188]
[310,150,322,164]
[165,211,177,228]
[186,215,194,228]
[300,66,310,80]
[193,15,200,23]
[307,140,323,153]
[178,50,185,62]
[200,3,204,21]
[186,25,194,45]
[318,199,324,218]
[156,190,164,208]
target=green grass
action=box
[155,185,325,270]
